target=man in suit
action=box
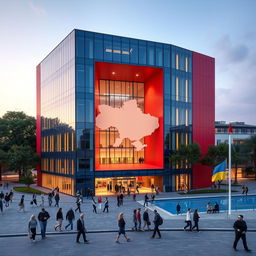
[76,213,89,243]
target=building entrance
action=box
[175,174,191,191]
[95,175,163,195]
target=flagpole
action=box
[228,133,232,216]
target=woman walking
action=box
[54,208,64,231]
[18,195,25,212]
[28,215,38,242]
[192,209,200,232]
[115,212,130,243]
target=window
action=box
[185,57,188,72]
[185,109,188,126]
[130,40,138,64]
[85,37,94,59]
[185,79,188,102]
[95,37,103,59]
[76,36,84,58]
[147,45,155,65]
[176,77,179,101]
[139,41,146,64]
[176,108,179,125]
[176,54,179,70]
[156,46,163,66]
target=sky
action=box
[0,0,256,124]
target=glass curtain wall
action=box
[98,80,145,165]
[40,31,75,194]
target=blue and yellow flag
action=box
[212,160,227,182]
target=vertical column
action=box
[192,52,215,188]
[36,64,42,186]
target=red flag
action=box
[228,123,233,133]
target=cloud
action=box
[28,1,47,16]
[214,35,249,65]
[215,34,256,124]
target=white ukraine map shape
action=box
[96,100,159,151]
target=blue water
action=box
[154,195,256,214]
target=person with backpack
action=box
[151,209,162,239]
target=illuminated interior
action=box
[97,80,145,165]
[95,62,164,171]
[42,173,74,195]
[95,175,163,195]
[175,174,190,191]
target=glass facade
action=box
[37,29,213,195]
[97,80,145,165]
[40,31,76,195]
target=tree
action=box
[232,144,247,184]
[170,143,202,169]
[20,170,35,187]
[0,111,36,151]
[201,143,228,168]
[201,143,228,188]
[7,145,39,178]
[0,149,8,181]
[243,135,256,180]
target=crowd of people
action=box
[0,183,253,251]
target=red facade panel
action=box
[192,52,215,188]
[36,65,42,186]
[94,62,164,171]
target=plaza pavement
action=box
[0,180,256,255]
[0,231,255,256]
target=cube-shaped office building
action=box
[36,29,215,195]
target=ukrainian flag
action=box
[212,160,227,182]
